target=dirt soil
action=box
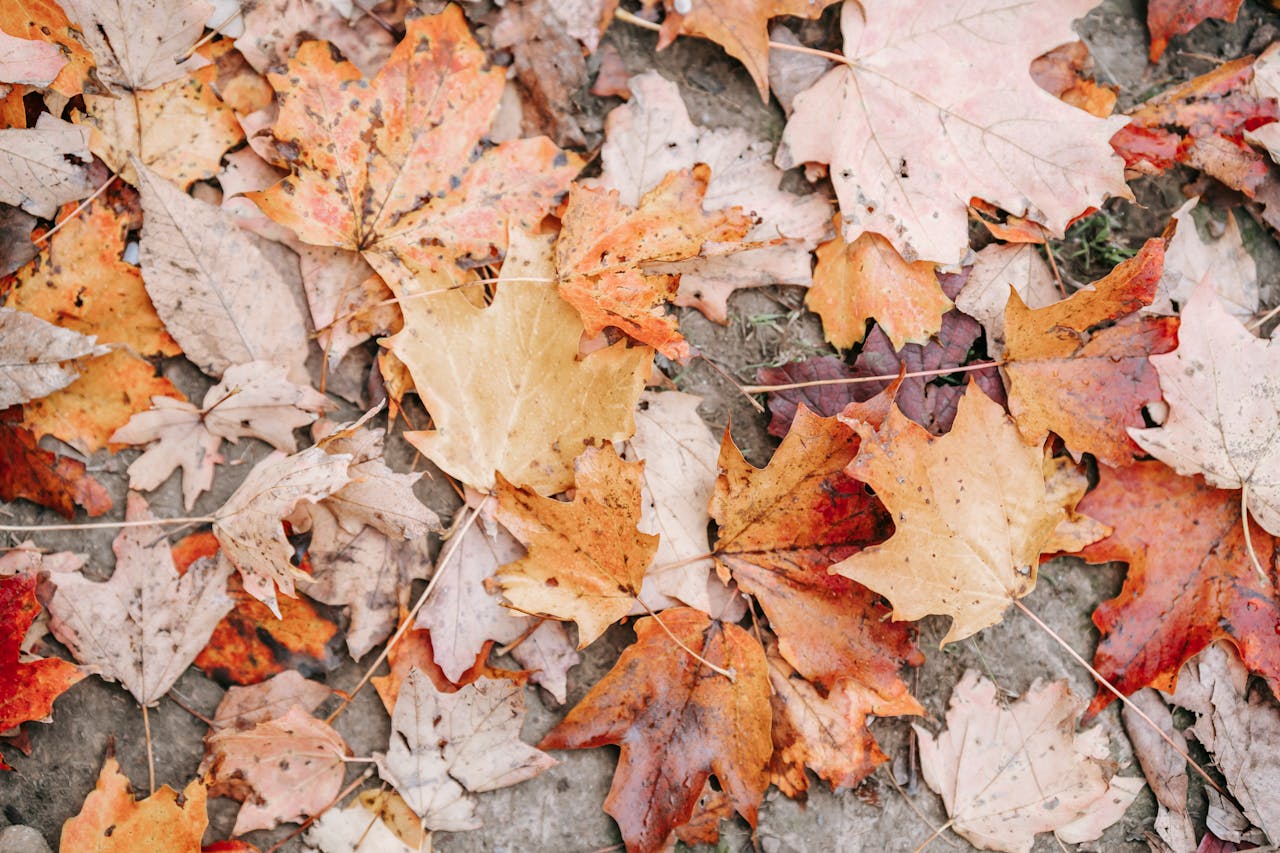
[3,1,1280,851]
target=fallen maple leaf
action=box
[0,307,105,408]
[711,404,922,693]
[1148,0,1242,62]
[135,160,309,381]
[389,229,652,496]
[1072,461,1280,716]
[917,670,1143,853]
[1131,280,1280,536]
[60,0,209,93]
[297,247,397,371]
[45,493,234,706]
[173,520,342,688]
[370,624,528,715]
[807,226,952,350]
[624,390,729,614]
[1151,197,1258,319]
[235,0,395,78]
[248,7,582,294]
[212,445,352,616]
[202,705,349,835]
[540,608,770,853]
[1121,688,1197,852]
[0,0,99,97]
[1004,238,1177,466]
[60,750,208,853]
[766,638,921,797]
[557,165,752,359]
[415,516,580,700]
[777,0,1129,265]
[1154,643,1280,844]
[376,669,554,830]
[0,30,65,86]
[495,444,658,647]
[954,242,1061,356]
[212,670,332,730]
[757,355,861,439]
[302,790,422,853]
[111,361,330,509]
[594,72,831,322]
[0,417,112,517]
[0,573,82,768]
[0,114,93,217]
[648,0,839,99]
[833,385,1064,644]
[75,61,243,188]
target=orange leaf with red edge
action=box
[495,444,658,647]
[372,624,528,714]
[1003,239,1178,467]
[710,404,919,693]
[249,7,582,294]
[61,750,207,853]
[174,532,343,686]
[0,573,82,768]
[539,607,770,853]
[1071,461,1280,717]
[1148,0,1242,62]
[0,415,111,517]
[556,165,752,360]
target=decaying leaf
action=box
[375,668,555,830]
[0,0,99,97]
[833,385,1064,644]
[649,0,839,99]
[0,417,112,518]
[594,72,831,322]
[390,229,651,496]
[556,165,752,359]
[954,242,1060,356]
[61,0,209,93]
[235,0,396,78]
[0,30,64,87]
[45,493,234,706]
[1073,461,1280,715]
[495,445,658,648]
[0,573,83,768]
[1003,239,1177,466]
[540,608,770,853]
[135,160,309,380]
[0,308,105,408]
[202,705,349,836]
[248,7,582,294]
[1148,0,1242,62]
[1132,280,1280,536]
[302,790,423,853]
[111,361,330,509]
[777,0,1129,265]
[917,670,1143,853]
[0,115,92,218]
[60,751,208,852]
[1150,197,1258,319]
[212,670,332,730]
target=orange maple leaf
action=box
[61,750,207,852]
[250,7,583,293]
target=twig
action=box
[34,175,118,246]
[1247,302,1280,332]
[0,516,215,533]
[635,598,736,681]
[325,500,488,724]
[1011,599,1228,797]
[1241,484,1271,584]
[912,818,958,853]
[166,692,214,727]
[1042,242,1068,299]
[495,618,545,657]
[177,7,243,61]
[697,353,765,413]
[141,704,155,795]
[741,361,1004,394]
[879,767,958,849]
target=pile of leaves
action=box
[2,0,1280,851]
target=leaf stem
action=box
[141,703,155,795]
[325,499,488,724]
[1011,598,1227,797]
[635,598,735,681]
[34,175,118,246]
[263,767,375,853]
[1241,484,1271,585]
[741,361,1005,394]
[0,516,215,532]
